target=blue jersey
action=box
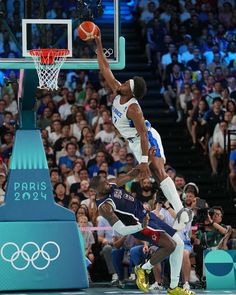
[96,184,146,226]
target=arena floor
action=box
[1,288,236,295]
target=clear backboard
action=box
[0,0,125,70]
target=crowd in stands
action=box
[133,0,236,183]
[0,0,236,291]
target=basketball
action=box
[78,21,99,41]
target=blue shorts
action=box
[184,240,192,253]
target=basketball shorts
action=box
[128,127,166,163]
[132,212,176,246]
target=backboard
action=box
[0,0,125,70]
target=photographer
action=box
[193,206,228,280]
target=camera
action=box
[156,190,167,204]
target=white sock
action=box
[160,177,183,212]
[141,260,153,270]
[169,233,184,289]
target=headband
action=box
[129,79,134,94]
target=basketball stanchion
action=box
[0,69,88,291]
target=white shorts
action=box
[128,127,166,164]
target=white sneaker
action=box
[173,208,193,231]
[183,282,190,290]
[189,269,199,283]
[111,273,118,284]
[149,282,164,290]
[129,273,136,281]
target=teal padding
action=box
[10,130,48,170]
[0,221,88,291]
[204,250,236,290]
[2,129,74,221]
[0,37,126,70]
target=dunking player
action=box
[90,168,195,295]
[94,31,192,231]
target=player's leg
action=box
[148,127,192,230]
[133,230,176,292]
[143,214,195,295]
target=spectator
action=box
[190,98,209,152]
[58,91,75,120]
[201,97,225,138]
[54,182,69,207]
[0,100,6,127]
[78,215,95,282]
[0,171,6,205]
[132,178,156,207]
[59,142,78,170]
[70,168,89,197]
[97,215,118,283]
[48,120,63,145]
[210,120,228,175]
[174,174,186,197]
[95,121,116,146]
[193,206,227,279]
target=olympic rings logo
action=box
[0,241,60,271]
[95,48,113,58]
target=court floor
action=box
[1,288,236,295]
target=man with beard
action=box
[58,91,76,120]
[174,174,186,197]
[94,31,192,231]
[182,183,199,209]
[134,178,156,207]
[86,98,99,125]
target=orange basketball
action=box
[78,21,99,41]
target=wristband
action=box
[141,155,149,163]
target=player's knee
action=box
[166,238,176,255]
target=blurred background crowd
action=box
[0,0,236,291]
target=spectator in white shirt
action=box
[210,120,228,175]
[180,42,194,65]
[59,91,75,120]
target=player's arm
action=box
[99,202,149,236]
[109,167,140,187]
[127,104,151,179]
[94,31,120,92]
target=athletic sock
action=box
[160,177,183,212]
[141,260,153,270]
[169,233,184,289]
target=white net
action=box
[30,49,69,91]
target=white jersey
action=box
[112,95,140,139]
[112,95,166,163]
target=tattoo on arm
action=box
[99,203,119,226]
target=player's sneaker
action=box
[149,281,164,290]
[167,286,196,295]
[173,208,193,231]
[183,282,190,290]
[134,265,149,292]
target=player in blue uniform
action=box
[94,30,192,233]
[90,168,196,295]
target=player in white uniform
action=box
[94,31,192,232]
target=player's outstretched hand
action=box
[137,163,151,180]
[94,27,101,44]
[148,146,156,162]
[142,214,150,229]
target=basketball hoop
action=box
[29,48,70,91]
